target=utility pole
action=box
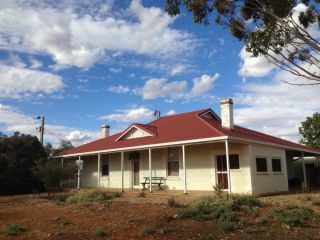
[36,116,45,145]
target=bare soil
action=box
[1,190,320,240]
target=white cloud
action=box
[219,38,225,46]
[0,64,63,99]
[141,78,187,100]
[0,103,99,146]
[29,57,43,69]
[165,110,176,116]
[137,73,219,101]
[99,107,154,123]
[188,73,219,98]
[0,0,195,68]
[108,85,130,93]
[234,78,320,142]
[170,64,186,76]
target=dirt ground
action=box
[1,190,320,240]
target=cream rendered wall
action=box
[80,143,253,193]
[249,145,288,195]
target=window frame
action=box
[271,158,282,172]
[167,147,180,177]
[216,154,240,171]
[101,155,110,177]
[255,156,268,173]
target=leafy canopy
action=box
[165,0,320,85]
[299,112,320,148]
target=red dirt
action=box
[1,191,320,240]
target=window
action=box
[256,157,268,172]
[272,158,282,172]
[230,154,240,169]
[102,155,109,176]
[217,154,240,170]
[168,147,179,176]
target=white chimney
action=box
[101,125,110,138]
[220,98,234,130]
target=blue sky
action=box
[0,0,319,146]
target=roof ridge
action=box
[147,108,210,125]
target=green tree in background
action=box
[165,0,320,85]
[0,132,47,195]
[299,112,320,148]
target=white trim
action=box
[148,148,152,193]
[59,136,228,158]
[225,140,231,194]
[116,125,153,142]
[229,136,320,155]
[182,145,187,194]
[97,153,101,189]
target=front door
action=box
[133,159,140,186]
[216,155,228,189]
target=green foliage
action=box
[52,194,70,203]
[4,222,26,236]
[299,113,320,149]
[167,197,183,208]
[65,191,111,203]
[219,220,237,232]
[162,226,175,233]
[34,159,76,195]
[302,195,313,201]
[142,225,156,235]
[312,200,320,206]
[272,205,315,227]
[165,0,320,83]
[94,227,106,237]
[230,195,262,209]
[137,191,146,198]
[0,132,47,195]
[52,140,74,155]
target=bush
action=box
[4,223,26,236]
[94,227,106,236]
[162,226,175,233]
[167,197,183,208]
[143,225,156,235]
[302,195,312,201]
[273,205,314,227]
[219,220,237,232]
[231,195,262,209]
[137,191,146,198]
[111,192,121,198]
[312,200,320,206]
[65,191,111,203]
[52,194,70,202]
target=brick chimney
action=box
[220,98,234,130]
[101,125,110,138]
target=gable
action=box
[200,109,220,121]
[116,125,155,141]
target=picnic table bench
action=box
[141,177,166,190]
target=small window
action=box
[102,156,109,176]
[256,157,268,172]
[272,158,282,172]
[168,147,179,176]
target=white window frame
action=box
[167,147,180,178]
[271,157,282,173]
[255,156,268,174]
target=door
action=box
[216,155,228,189]
[133,159,140,186]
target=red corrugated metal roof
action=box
[57,108,320,156]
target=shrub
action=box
[312,200,320,206]
[213,184,224,197]
[65,191,111,203]
[231,195,262,209]
[162,226,175,233]
[302,195,312,201]
[219,220,237,232]
[94,227,106,237]
[167,197,183,208]
[142,225,156,235]
[111,192,121,198]
[53,194,70,203]
[273,205,314,227]
[4,223,26,236]
[255,216,268,224]
[137,191,146,198]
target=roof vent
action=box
[220,98,234,130]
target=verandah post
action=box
[225,140,231,194]
[97,153,101,189]
[121,152,124,192]
[149,148,152,193]
[182,145,187,194]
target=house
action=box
[55,99,320,195]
